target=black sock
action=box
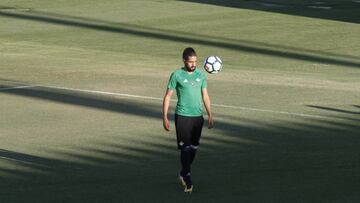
[190,150,196,165]
[180,147,192,174]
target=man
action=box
[162,47,214,193]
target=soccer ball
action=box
[203,56,222,74]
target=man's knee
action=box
[181,145,198,152]
[190,145,198,152]
[181,145,192,152]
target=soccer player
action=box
[162,47,214,193]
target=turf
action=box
[0,0,359,202]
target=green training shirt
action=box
[167,67,207,117]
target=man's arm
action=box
[162,89,174,131]
[202,88,214,129]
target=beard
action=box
[186,65,196,72]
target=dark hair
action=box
[182,47,197,60]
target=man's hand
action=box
[208,115,214,129]
[163,118,170,131]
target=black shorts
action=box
[175,114,204,150]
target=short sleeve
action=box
[167,72,177,89]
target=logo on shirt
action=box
[183,78,200,86]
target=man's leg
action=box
[189,145,198,165]
[175,115,193,192]
[181,145,192,175]
[189,116,204,165]
[180,145,193,192]
[181,116,204,193]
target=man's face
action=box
[184,56,197,72]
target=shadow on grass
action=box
[0,81,359,202]
[0,84,164,119]
[0,9,359,68]
[179,0,360,24]
[0,117,359,202]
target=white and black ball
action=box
[204,56,223,74]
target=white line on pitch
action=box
[32,85,333,120]
[0,84,336,120]
[0,85,37,91]
[43,85,165,101]
[211,104,330,119]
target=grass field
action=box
[1,0,360,202]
